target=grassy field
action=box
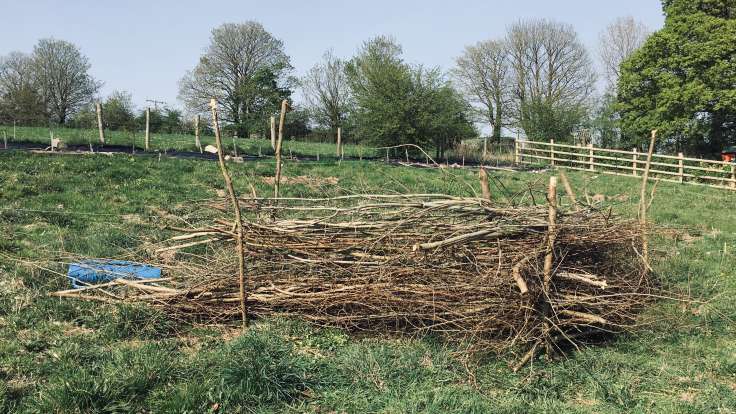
[0,149,734,413]
[0,125,516,165]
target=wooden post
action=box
[677,152,684,183]
[270,116,276,150]
[3,130,6,149]
[483,137,488,160]
[543,176,558,289]
[639,130,657,272]
[336,127,341,157]
[632,148,638,177]
[386,148,389,163]
[587,143,594,171]
[405,147,409,163]
[194,115,202,153]
[514,139,520,164]
[550,139,555,167]
[144,108,150,151]
[274,99,288,198]
[49,130,54,152]
[542,175,558,358]
[731,164,736,190]
[479,168,491,201]
[13,120,16,140]
[209,98,247,328]
[95,102,105,144]
[558,170,579,212]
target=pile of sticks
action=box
[54,191,652,365]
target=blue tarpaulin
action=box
[67,260,161,288]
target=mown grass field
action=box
[0,149,734,413]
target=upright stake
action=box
[209,98,247,328]
[145,107,150,151]
[558,170,579,212]
[514,139,520,164]
[731,164,736,190]
[677,152,684,183]
[632,148,638,176]
[587,143,594,171]
[479,168,491,201]
[49,130,54,152]
[336,127,341,157]
[96,102,105,144]
[274,100,288,198]
[483,137,488,160]
[550,139,555,167]
[270,116,276,150]
[3,130,6,149]
[639,130,657,272]
[542,175,558,358]
[13,120,16,140]
[386,148,389,163]
[194,115,202,153]
[405,147,409,163]
[543,176,558,290]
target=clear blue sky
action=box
[0,0,665,109]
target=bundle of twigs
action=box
[53,193,652,364]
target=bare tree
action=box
[31,39,100,124]
[452,39,510,140]
[599,17,650,88]
[506,19,597,139]
[178,22,292,132]
[301,50,351,132]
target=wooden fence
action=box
[515,139,736,191]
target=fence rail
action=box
[515,139,736,191]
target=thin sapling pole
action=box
[274,99,288,198]
[639,130,657,271]
[479,168,491,201]
[209,98,248,328]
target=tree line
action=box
[1,0,733,156]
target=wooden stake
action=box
[542,175,558,359]
[49,130,54,152]
[514,139,520,164]
[479,168,491,201]
[543,176,558,290]
[336,127,341,157]
[558,170,579,212]
[270,116,276,150]
[145,107,150,151]
[587,143,594,171]
[731,164,735,190]
[677,152,684,183]
[632,148,638,176]
[639,130,657,271]
[3,130,6,149]
[209,98,247,328]
[405,147,409,163]
[194,115,202,153]
[483,137,488,160]
[13,120,16,140]
[274,99,288,198]
[550,139,555,166]
[95,102,105,144]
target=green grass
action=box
[0,124,516,165]
[0,149,735,413]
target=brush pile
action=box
[54,193,653,360]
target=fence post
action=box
[49,130,54,152]
[632,148,638,176]
[514,139,520,164]
[483,137,488,161]
[336,127,342,157]
[587,143,594,171]
[386,148,389,163]
[145,107,151,151]
[194,115,202,153]
[731,164,735,190]
[550,139,555,167]
[678,152,684,183]
[95,102,105,144]
[270,116,276,150]
[13,120,16,140]
[3,130,7,149]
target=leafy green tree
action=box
[346,36,476,153]
[0,52,45,125]
[618,0,736,154]
[102,90,135,130]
